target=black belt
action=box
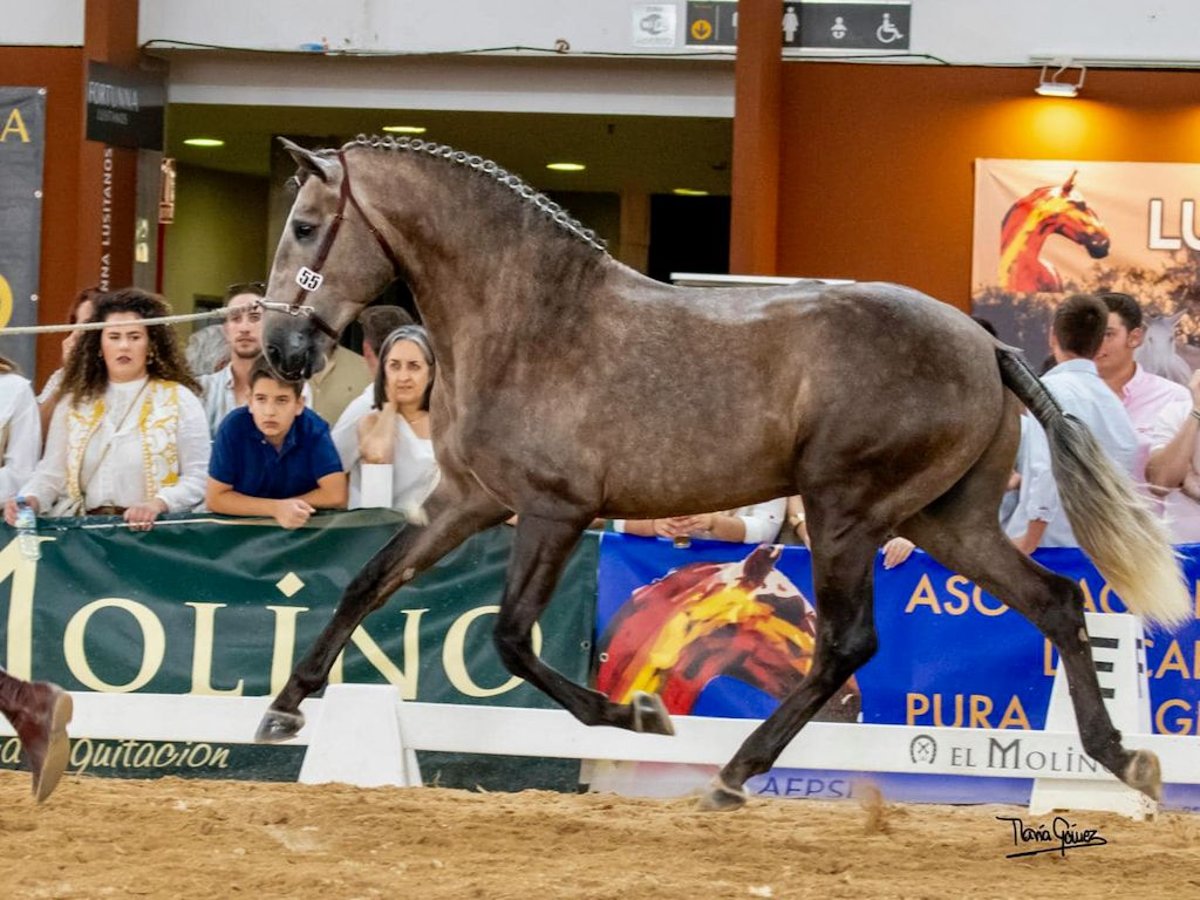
[87,506,127,516]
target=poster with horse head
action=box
[971,159,1200,379]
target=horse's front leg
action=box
[701,517,883,811]
[255,480,509,743]
[494,514,673,735]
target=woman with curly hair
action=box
[5,288,210,531]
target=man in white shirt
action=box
[198,282,310,435]
[1008,293,1138,552]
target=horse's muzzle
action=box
[264,326,317,382]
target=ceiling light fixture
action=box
[546,162,586,172]
[672,188,709,196]
[182,137,225,147]
[382,125,427,134]
[1035,59,1086,98]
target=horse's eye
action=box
[293,221,316,240]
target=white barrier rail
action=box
[0,686,1196,793]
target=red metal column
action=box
[729,0,783,276]
[75,0,140,299]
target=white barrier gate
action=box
[0,613,1192,818]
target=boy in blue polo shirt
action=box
[206,360,347,528]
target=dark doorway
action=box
[646,194,731,284]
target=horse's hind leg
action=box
[255,476,510,743]
[494,514,673,734]
[701,513,884,811]
[900,426,1158,799]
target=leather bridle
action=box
[266,150,403,342]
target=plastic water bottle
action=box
[14,496,40,561]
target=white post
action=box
[1028,612,1156,820]
[298,684,416,787]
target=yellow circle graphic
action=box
[690,19,713,41]
[0,274,12,329]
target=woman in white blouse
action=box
[4,289,210,531]
[0,357,40,503]
[346,325,439,513]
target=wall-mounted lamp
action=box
[1036,59,1086,97]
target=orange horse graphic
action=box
[999,171,1110,293]
[595,545,860,722]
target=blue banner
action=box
[595,534,1200,805]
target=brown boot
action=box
[0,677,73,802]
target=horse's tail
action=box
[996,347,1191,629]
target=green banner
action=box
[0,511,598,785]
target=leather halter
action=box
[281,150,403,341]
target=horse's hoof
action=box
[697,777,748,812]
[630,691,674,736]
[34,689,73,803]
[1124,749,1162,801]
[255,709,305,744]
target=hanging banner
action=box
[0,512,598,784]
[971,158,1200,369]
[0,87,46,376]
[595,533,1200,805]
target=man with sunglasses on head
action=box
[198,282,311,436]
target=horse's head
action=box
[1046,171,1111,260]
[263,139,401,381]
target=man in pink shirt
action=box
[1094,292,1190,469]
[1095,291,1196,542]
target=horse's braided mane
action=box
[328,134,609,254]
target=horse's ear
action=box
[1062,170,1077,193]
[278,137,337,184]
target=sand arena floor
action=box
[0,773,1198,899]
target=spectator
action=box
[0,356,40,503]
[1093,290,1190,481]
[1144,370,1200,542]
[206,359,347,529]
[6,289,210,531]
[197,282,311,435]
[37,286,102,439]
[779,495,915,567]
[616,499,786,544]
[309,342,371,427]
[344,325,439,511]
[359,305,414,373]
[332,306,415,468]
[1008,293,1137,553]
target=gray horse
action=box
[255,136,1188,811]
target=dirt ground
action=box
[0,773,1198,899]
